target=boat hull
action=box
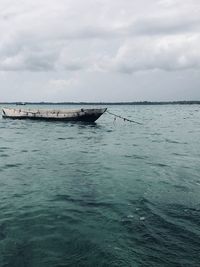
[2,108,107,122]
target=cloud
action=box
[49,78,78,87]
[131,16,200,36]
[0,0,200,73]
[104,35,200,73]
[0,48,57,71]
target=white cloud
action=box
[104,34,200,73]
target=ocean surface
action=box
[0,104,200,267]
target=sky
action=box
[0,0,200,102]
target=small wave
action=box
[165,138,188,145]
[0,154,9,157]
[53,194,113,209]
[151,139,162,143]
[127,214,134,219]
[0,223,7,240]
[3,163,23,168]
[134,155,148,160]
[172,152,187,156]
[150,132,162,136]
[173,184,189,192]
[0,147,10,150]
[147,162,169,168]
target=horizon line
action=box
[0,100,200,105]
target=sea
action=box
[0,104,200,267]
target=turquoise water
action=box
[0,104,200,267]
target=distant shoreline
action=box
[0,101,200,105]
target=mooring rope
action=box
[106,110,142,125]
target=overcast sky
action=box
[0,0,200,102]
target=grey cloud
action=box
[0,0,200,73]
[131,16,200,36]
[0,48,57,71]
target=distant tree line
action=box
[1,101,200,105]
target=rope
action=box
[106,110,142,125]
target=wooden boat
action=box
[2,107,107,122]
